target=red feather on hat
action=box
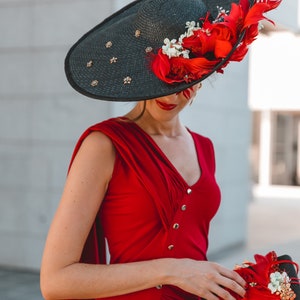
[151,0,282,84]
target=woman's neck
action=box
[125,103,186,138]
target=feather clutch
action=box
[225,251,300,300]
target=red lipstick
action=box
[155,100,177,111]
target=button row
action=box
[166,188,192,252]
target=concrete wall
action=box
[0,0,251,270]
[0,0,114,270]
[267,0,299,31]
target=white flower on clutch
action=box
[268,271,290,294]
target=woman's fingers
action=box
[208,267,246,299]
[169,259,247,299]
[218,267,247,296]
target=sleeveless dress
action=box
[69,117,221,300]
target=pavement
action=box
[0,267,41,300]
[214,195,300,268]
[1,193,300,300]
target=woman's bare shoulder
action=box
[82,130,115,152]
[70,130,116,180]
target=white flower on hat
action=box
[185,21,201,37]
[161,20,202,59]
[162,38,190,59]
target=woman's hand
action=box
[166,258,246,300]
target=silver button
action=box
[187,188,192,195]
[181,204,187,211]
[168,244,174,250]
[173,223,180,230]
[156,284,163,289]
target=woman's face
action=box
[145,83,201,119]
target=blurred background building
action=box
[0,0,299,272]
[249,0,300,201]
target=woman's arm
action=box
[40,131,172,299]
[40,131,246,300]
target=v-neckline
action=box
[126,119,203,187]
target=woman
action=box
[40,0,282,299]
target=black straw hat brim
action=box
[65,0,244,102]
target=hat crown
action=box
[134,0,207,44]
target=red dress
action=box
[69,117,221,300]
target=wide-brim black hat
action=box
[64,0,257,102]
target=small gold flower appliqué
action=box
[105,41,113,48]
[86,60,93,68]
[91,80,99,87]
[110,57,118,64]
[135,30,141,38]
[145,47,153,53]
[123,76,132,85]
